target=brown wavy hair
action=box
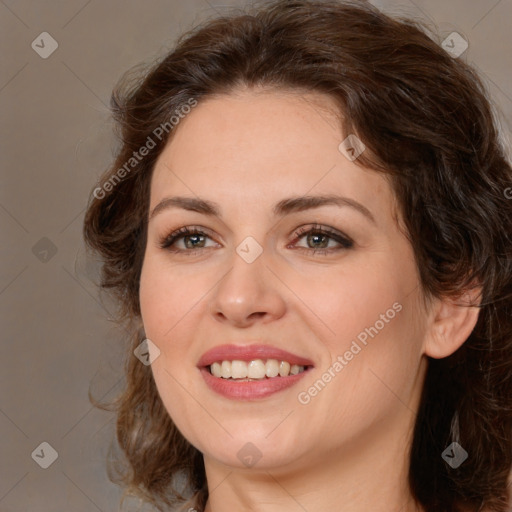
[82,1,512,510]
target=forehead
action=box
[149,89,395,221]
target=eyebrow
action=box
[149,194,376,224]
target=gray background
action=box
[1,0,511,511]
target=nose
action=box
[209,247,287,328]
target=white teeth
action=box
[247,359,266,379]
[221,360,232,379]
[209,359,306,379]
[279,361,291,377]
[211,362,222,378]
[265,359,279,378]
[231,360,248,379]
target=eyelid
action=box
[158,225,219,250]
[289,223,354,250]
[158,223,354,254]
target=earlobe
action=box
[424,288,482,359]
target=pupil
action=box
[308,233,328,248]
[185,235,205,249]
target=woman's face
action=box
[139,88,431,475]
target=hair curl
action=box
[83,1,512,510]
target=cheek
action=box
[139,255,203,341]
[296,251,422,400]
[139,272,169,342]
[139,258,208,438]
[292,252,415,347]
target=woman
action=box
[83,1,512,511]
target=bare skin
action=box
[139,87,480,512]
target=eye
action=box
[159,223,353,256]
[159,226,219,254]
[290,224,353,255]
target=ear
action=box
[424,287,482,359]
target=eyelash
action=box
[158,224,354,256]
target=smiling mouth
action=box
[209,359,312,380]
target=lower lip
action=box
[200,367,311,400]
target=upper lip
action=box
[197,344,314,368]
